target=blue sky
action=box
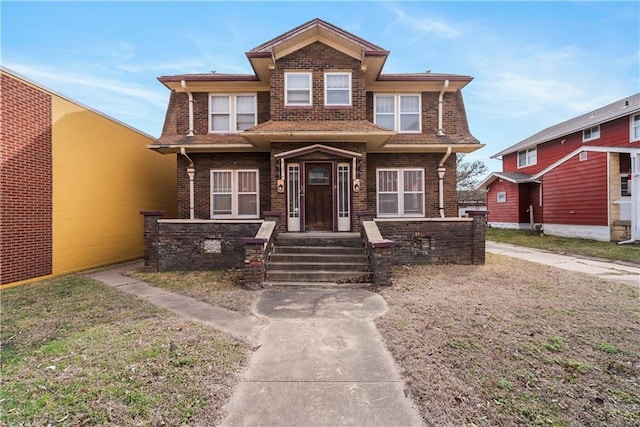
[2,1,638,172]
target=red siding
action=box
[0,74,53,284]
[502,114,638,175]
[542,152,608,225]
[486,179,520,223]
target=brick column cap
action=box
[370,239,394,248]
[140,210,166,216]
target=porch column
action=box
[140,210,165,272]
[467,210,489,265]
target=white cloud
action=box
[384,3,460,40]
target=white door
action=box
[287,163,301,231]
[337,162,351,231]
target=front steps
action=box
[264,232,372,288]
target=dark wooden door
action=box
[305,163,333,231]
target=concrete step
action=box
[268,261,370,272]
[270,252,368,263]
[277,232,364,248]
[266,270,372,283]
[262,281,371,289]
[275,245,366,255]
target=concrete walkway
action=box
[86,262,263,346]
[221,289,423,427]
[486,241,640,287]
[87,265,423,427]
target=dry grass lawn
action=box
[376,254,640,426]
[1,275,250,426]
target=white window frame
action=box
[209,94,257,133]
[210,169,259,219]
[517,147,537,168]
[324,72,351,106]
[376,168,425,217]
[374,94,422,133]
[285,72,312,106]
[496,191,507,203]
[583,125,600,142]
[631,113,640,142]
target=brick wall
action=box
[0,73,53,284]
[375,215,486,265]
[270,42,367,121]
[177,152,271,219]
[173,91,271,135]
[366,153,457,218]
[155,220,262,271]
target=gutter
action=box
[181,80,195,137]
[438,146,453,218]
[437,79,449,136]
[180,147,196,220]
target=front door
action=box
[305,163,333,231]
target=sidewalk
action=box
[87,266,423,427]
[486,241,640,287]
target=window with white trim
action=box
[285,72,312,106]
[374,94,421,133]
[631,114,640,142]
[325,72,351,106]
[209,94,256,133]
[211,170,259,218]
[496,191,507,203]
[621,174,631,197]
[583,125,600,142]
[377,168,424,217]
[517,147,537,168]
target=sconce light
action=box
[353,179,361,193]
[277,178,285,193]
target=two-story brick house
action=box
[480,93,640,243]
[144,19,485,283]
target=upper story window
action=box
[325,72,351,106]
[583,125,600,142]
[285,72,312,106]
[374,94,421,133]
[518,147,537,168]
[631,114,640,142]
[209,94,256,133]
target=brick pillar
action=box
[242,237,267,290]
[357,210,375,239]
[468,210,489,265]
[370,240,393,286]
[140,210,164,272]
[263,211,281,236]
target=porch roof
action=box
[241,120,396,149]
[477,171,537,189]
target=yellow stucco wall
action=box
[51,96,176,277]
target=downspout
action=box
[437,79,449,136]
[180,147,196,220]
[181,80,194,137]
[618,153,638,244]
[438,146,452,218]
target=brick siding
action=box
[177,152,271,219]
[0,74,53,284]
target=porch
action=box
[140,210,488,289]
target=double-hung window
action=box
[285,72,312,106]
[583,125,600,142]
[374,94,421,133]
[377,169,424,217]
[631,114,640,142]
[209,94,256,133]
[517,147,537,168]
[325,72,351,106]
[211,170,259,218]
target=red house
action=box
[480,93,640,243]
[143,19,487,287]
